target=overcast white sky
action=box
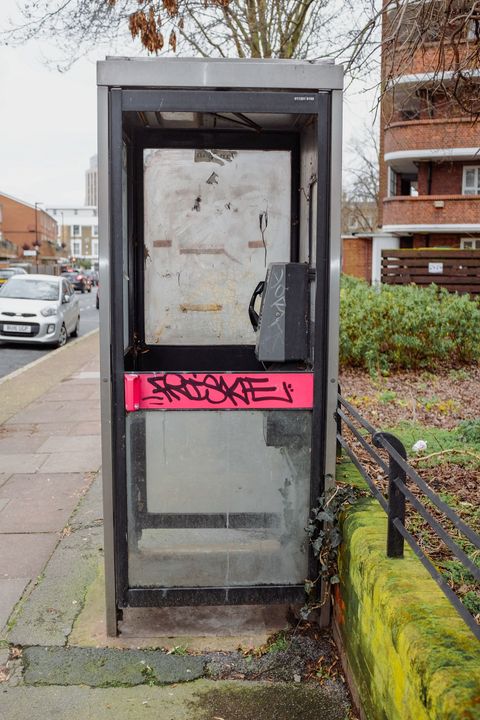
[0,1,377,209]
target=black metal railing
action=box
[336,393,480,641]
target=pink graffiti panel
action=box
[124,372,314,411]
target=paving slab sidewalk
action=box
[0,331,101,634]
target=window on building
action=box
[92,239,99,256]
[389,169,418,197]
[399,174,418,196]
[388,167,397,197]
[463,167,480,195]
[467,20,479,41]
[72,225,80,236]
[400,107,420,121]
[92,225,98,236]
[71,240,81,256]
[461,238,480,250]
[417,88,435,119]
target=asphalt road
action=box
[0,290,99,379]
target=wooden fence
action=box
[381,249,480,294]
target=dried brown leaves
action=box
[129,8,164,53]
[120,0,234,55]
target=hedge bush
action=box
[339,276,480,372]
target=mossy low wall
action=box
[333,497,480,720]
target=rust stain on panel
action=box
[180,304,223,312]
[248,240,265,248]
[153,240,172,248]
[180,247,225,255]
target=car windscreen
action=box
[0,270,14,278]
[0,278,59,301]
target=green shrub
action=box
[339,276,480,372]
[457,418,480,445]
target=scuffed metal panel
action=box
[143,148,291,345]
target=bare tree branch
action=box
[344,123,380,232]
[2,0,479,117]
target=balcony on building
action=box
[383,0,479,82]
[382,195,480,235]
[384,117,480,159]
[382,78,480,238]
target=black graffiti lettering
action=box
[143,374,295,406]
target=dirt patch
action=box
[198,628,354,718]
[339,366,480,507]
[205,628,343,684]
[189,682,352,720]
[340,366,480,430]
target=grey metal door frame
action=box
[99,84,342,634]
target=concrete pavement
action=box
[0,331,101,634]
[0,331,355,719]
[0,681,352,720]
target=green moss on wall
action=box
[335,465,480,720]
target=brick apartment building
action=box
[0,192,59,264]
[0,204,17,261]
[343,1,480,284]
[377,0,480,268]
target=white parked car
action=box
[0,274,80,347]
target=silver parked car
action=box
[0,267,27,286]
[0,274,80,347]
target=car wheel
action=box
[88,286,92,293]
[57,324,68,348]
[71,316,80,338]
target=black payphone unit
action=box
[249,262,309,363]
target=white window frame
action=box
[71,239,81,256]
[92,238,99,256]
[462,166,480,195]
[460,238,480,250]
[388,167,397,197]
[72,224,81,236]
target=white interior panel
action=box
[143,148,291,345]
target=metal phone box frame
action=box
[98,57,343,636]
